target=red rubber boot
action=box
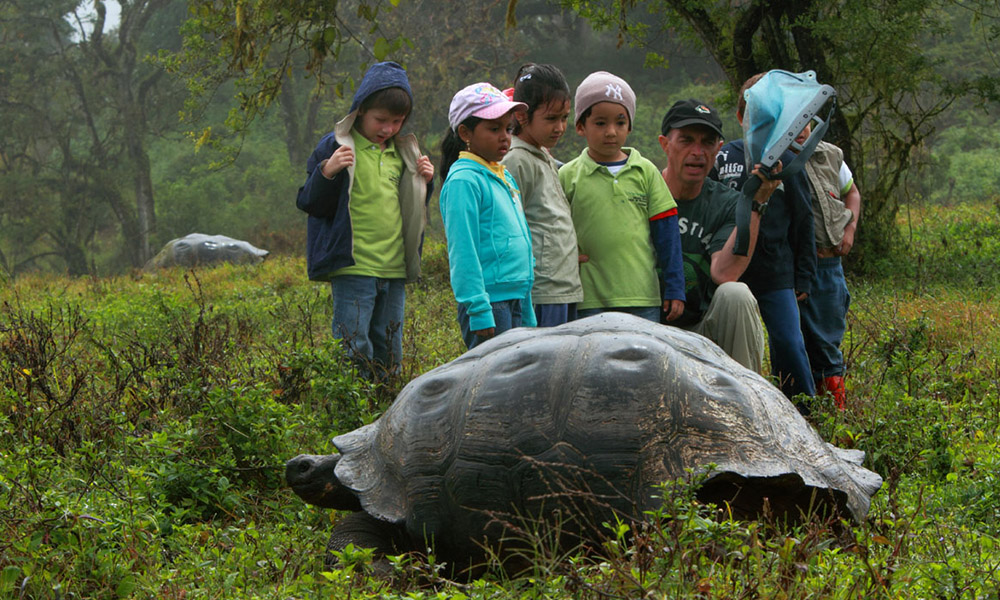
[824,376,846,410]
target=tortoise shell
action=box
[332,313,881,557]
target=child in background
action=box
[559,71,685,322]
[501,63,584,326]
[296,61,434,379]
[796,120,862,409]
[439,83,537,349]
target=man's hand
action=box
[322,145,355,179]
[416,155,435,183]
[710,161,779,284]
[662,299,685,322]
[750,160,782,206]
[836,223,857,256]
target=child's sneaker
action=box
[824,376,847,410]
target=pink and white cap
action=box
[448,82,527,132]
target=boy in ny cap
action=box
[658,98,783,372]
[296,61,434,379]
[558,71,685,323]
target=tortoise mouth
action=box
[696,472,851,523]
[285,453,362,511]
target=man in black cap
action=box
[657,99,780,373]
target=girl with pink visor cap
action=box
[438,83,537,349]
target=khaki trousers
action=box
[688,282,765,373]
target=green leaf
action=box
[322,27,337,47]
[373,37,390,61]
[1,567,20,592]
[116,575,137,598]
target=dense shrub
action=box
[2,209,999,598]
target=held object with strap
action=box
[733,70,836,256]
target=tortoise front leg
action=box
[326,511,413,574]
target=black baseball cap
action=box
[660,99,724,138]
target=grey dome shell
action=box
[332,313,881,555]
[143,233,268,270]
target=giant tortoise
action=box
[286,313,881,570]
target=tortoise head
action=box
[285,453,362,511]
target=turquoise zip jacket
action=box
[440,156,537,331]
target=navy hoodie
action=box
[296,62,431,282]
[710,140,816,295]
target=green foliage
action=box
[3,169,1000,598]
[0,256,379,597]
[918,115,1000,205]
[150,111,304,253]
[879,200,1000,289]
[400,236,467,379]
[163,0,407,149]
[814,209,1000,483]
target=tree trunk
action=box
[128,123,155,266]
[279,70,326,169]
[103,183,143,264]
[62,242,90,277]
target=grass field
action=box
[1,201,999,599]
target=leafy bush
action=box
[869,200,1000,288]
[3,208,1000,598]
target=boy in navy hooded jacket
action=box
[296,61,434,378]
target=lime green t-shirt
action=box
[334,129,406,278]
[559,147,677,310]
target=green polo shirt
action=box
[559,147,677,310]
[334,129,406,278]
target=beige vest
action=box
[804,141,854,249]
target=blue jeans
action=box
[800,257,851,379]
[577,306,661,322]
[756,288,816,398]
[330,275,406,377]
[534,303,578,327]
[458,299,522,349]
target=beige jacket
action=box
[804,141,854,249]
[502,138,584,304]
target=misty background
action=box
[2,0,998,277]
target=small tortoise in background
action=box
[143,233,268,271]
[286,313,882,571]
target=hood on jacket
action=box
[350,61,413,113]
